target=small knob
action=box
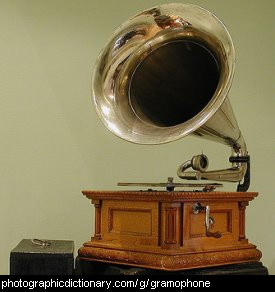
[166,177,174,192]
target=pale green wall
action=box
[0,0,274,275]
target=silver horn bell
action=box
[92,3,250,191]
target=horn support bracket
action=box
[229,155,250,192]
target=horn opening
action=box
[129,40,220,128]
[92,3,235,145]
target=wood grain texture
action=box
[79,190,261,271]
[79,245,262,271]
[82,190,258,202]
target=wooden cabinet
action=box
[79,191,262,270]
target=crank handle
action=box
[192,203,222,238]
[205,206,221,238]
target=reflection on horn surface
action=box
[92,3,250,191]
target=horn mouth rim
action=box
[91,3,235,145]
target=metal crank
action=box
[192,203,222,238]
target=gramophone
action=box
[79,3,262,270]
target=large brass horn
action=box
[92,3,250,191]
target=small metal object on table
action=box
[10,239,74,275]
